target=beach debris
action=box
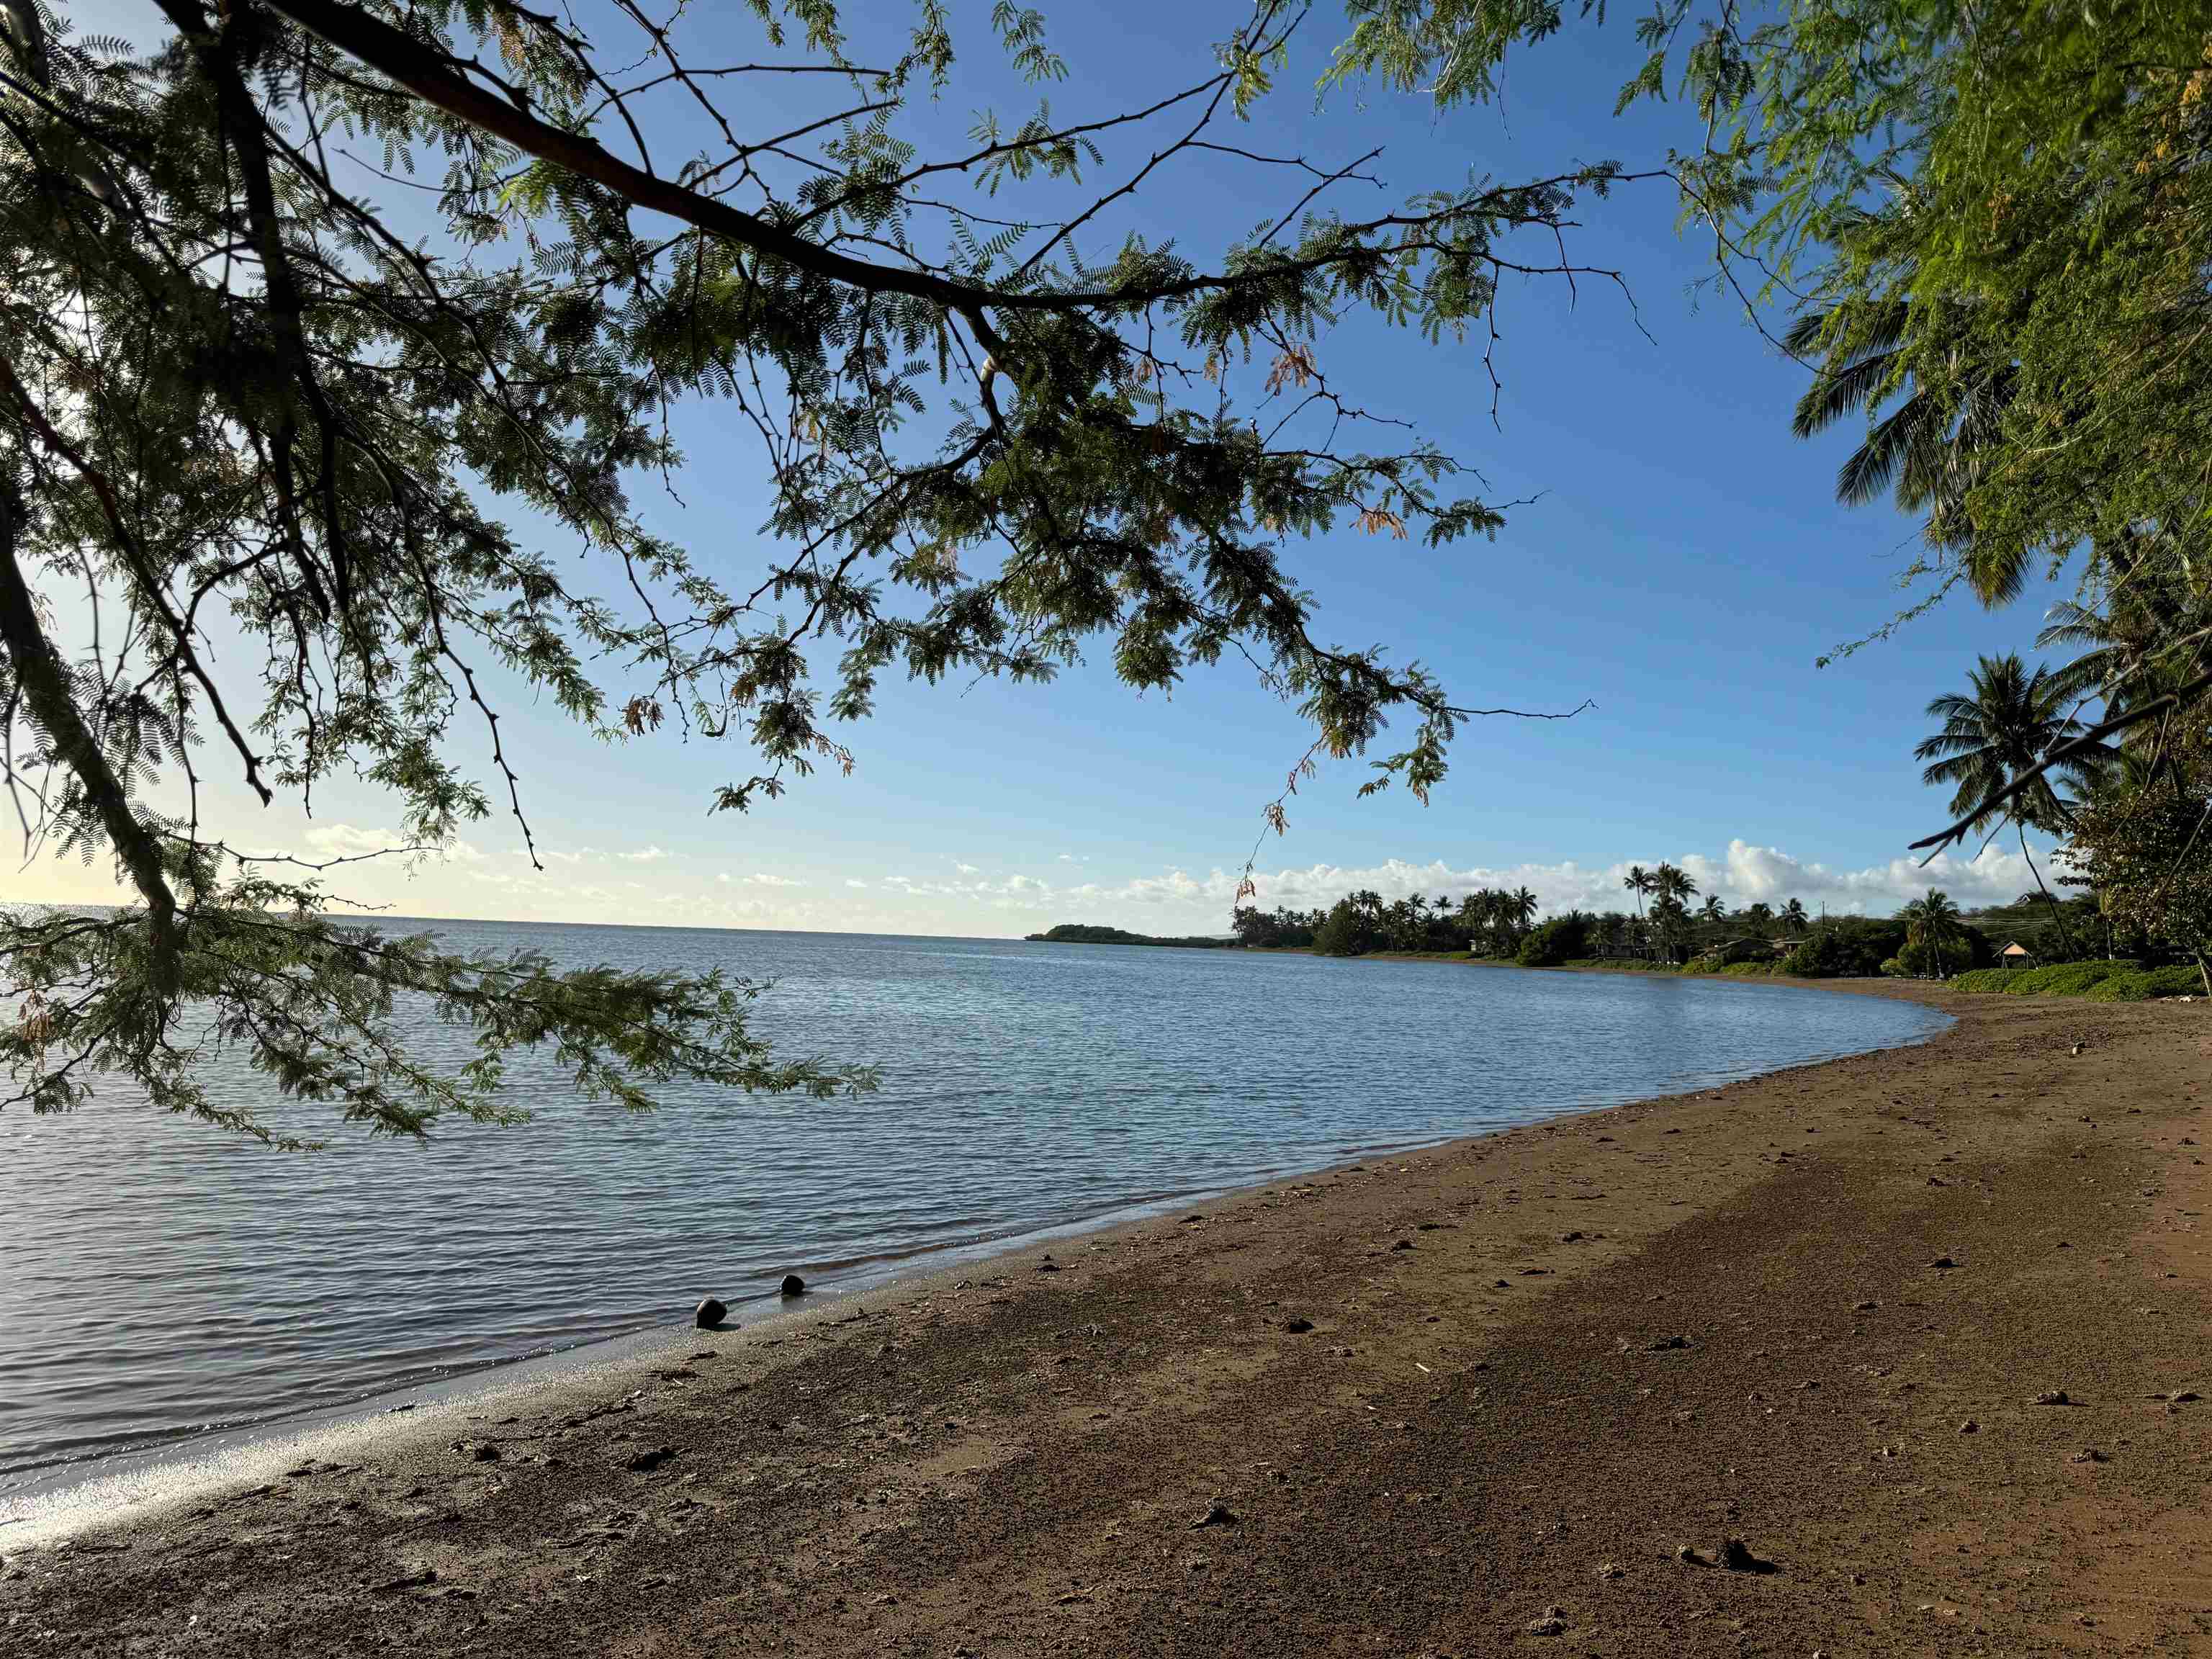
[1527,1607,1568,1636]
[1959,1419,1979,1434]
[1595,1560,1624,1581]
[1930,1256,1958,1269]
[1037,1256,1061,1273]
[2033,1390,2074,1406]
[625,1446,677,1473]
[694,1298,728,1329]
[2071,1043,2084,1056]
[1645,1334,1692,1352]
[1520,1267,1552,1276]
[1717,1537,1778,1574]
[2169,1390,2203,1404]
[1280,1317,1315,1334]
[2071,1447,2109,1464]
[385,1403,417,1414]
[1391,1239,1415,1251]
[1677,1542,1710,1565]
[779,1274,806,1297]
[456,1440,500,1462]
[1560,1230,1585,1242]
[1853,1300,1879,1312]
[368,1568,438,1593]
[1190,1501,1238,1530]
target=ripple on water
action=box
[0,926,1946,1482]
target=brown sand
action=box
[8,981,2212,1655]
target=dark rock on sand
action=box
[1190,1501,1238,1529]
[626,1446,677,1473]
[1645,1334,1691,1352]
[1718,1537,1778,1573]
[1281,1317,1314,1334]
[695,1298,728,1329]
[2033,1389,2073,1406]
[780,1274,806,1297]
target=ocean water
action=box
[0,923,1947,1483]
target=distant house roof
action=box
[1998,940,2036,959]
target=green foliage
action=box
[2002,961,2121,997]
[1025,924,1232,948]
[2082,965,2206,1002]
[0,1,1622,1137]
[1946,967,2026,994]
[1313,896,1383,958]
[1515,912,1588,967]
[1946,961,2203,1000]
[2070,728,2212,974]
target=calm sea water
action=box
[0,923,1946,1483]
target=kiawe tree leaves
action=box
[0,0,1614,1138]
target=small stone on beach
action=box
[626,1446,677,1473]
[780,1274,806,1297]
[1959,1419,1979,1434]
[1190,1501,1238,1529]
[2033,1389,2072,1406]
[1281,1317,1314,1334]
[695,1298,728,1329]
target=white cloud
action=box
[845,878,869,889]
[618,845,671,863]
[297,823,482,865]
[1057,853,1085,864]
[744,872,801,888]
[955,862,980,876]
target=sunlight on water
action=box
[0,925,1946,1483]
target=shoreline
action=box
[1,968,1941,1521]
[13,982,2212,1655]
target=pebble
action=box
[2033,1389,2072,1406]
[1190,1501,1238,1529]
[1959,1419,1979,1434]
[1527,1607,1567,1636]
[626,1447,676,1473]
[1280,1317,1314,1334]
[780,1274,806,1297]
[694,1298,728,1330]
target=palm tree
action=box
[1915,653,2117,958]
[1786,285,2023,603]
[1779,898,1808,935]
[1743,902,1776,938]
[1699,894,1727,926]
[1510,886,1538,939]
[1899,889,1964,979]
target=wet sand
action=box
[7,980,2211,1655]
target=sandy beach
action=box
[8,979,2211,1655]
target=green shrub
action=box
[1679,955,1722,975]
[2002,961,2121,996]
[1517,914,1591,968]
[2082,964,2204,1001]
[1719,961,1776,978]
[1879,956,1906,979]
[1948,967,2028,994]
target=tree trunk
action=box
[2017,822,2072,961]
[2198,953,2211,1001]
[0,487,181,993]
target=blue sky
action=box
[17,1,2069,933]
